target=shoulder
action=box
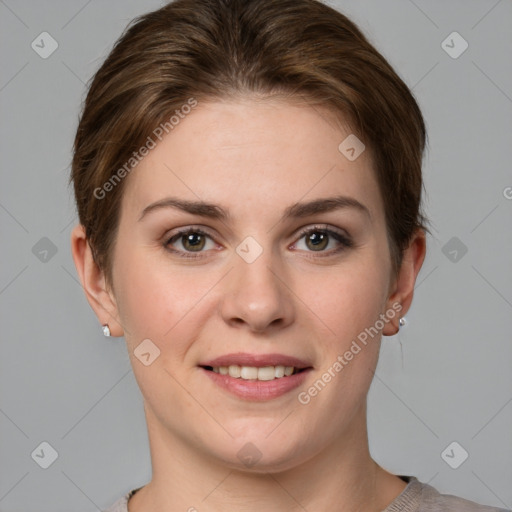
[388,476,511,512]
[103,494,129,512]
[103,487,141,512]
[105,480,510,512]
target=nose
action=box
[219,250,295,334]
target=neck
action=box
[128,403,406,512]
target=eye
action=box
[293,225,353,254]
[165,228,217,257]
[164,225,352,259]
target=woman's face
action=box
[108,98,402,471]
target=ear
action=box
[70,224,124,337]
[382,228,427,336]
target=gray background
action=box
[1,0,511,510]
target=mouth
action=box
[202,364,307,381]
[199,353,313,400]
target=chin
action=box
[212,431,316,474]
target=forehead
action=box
[120,98,385,226]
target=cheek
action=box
[295,259,389,419]
[295,255,389,351]
[111,248,219,353]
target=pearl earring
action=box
[102,324,111,337]
[399,317,406,329]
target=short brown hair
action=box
[70,0,430,285]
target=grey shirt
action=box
[104,476,510,511]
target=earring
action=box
[102,324,111,337]
[398,317,406,329]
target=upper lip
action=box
[200,353,312,369]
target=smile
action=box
[199,353,313,400]
[206,365,300,381]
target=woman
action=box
[70,0,509,510]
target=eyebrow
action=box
[138,195,371,222]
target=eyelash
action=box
[164,225,353,259]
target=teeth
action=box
[213,365,298,380]
[240,366,258,379]
[228,365,241,378]
[256,366,275,381]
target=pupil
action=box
[184,233,204,251]
[308,232,328,251]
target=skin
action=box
[71,97,426,511]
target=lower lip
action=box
[201,368,311,401]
